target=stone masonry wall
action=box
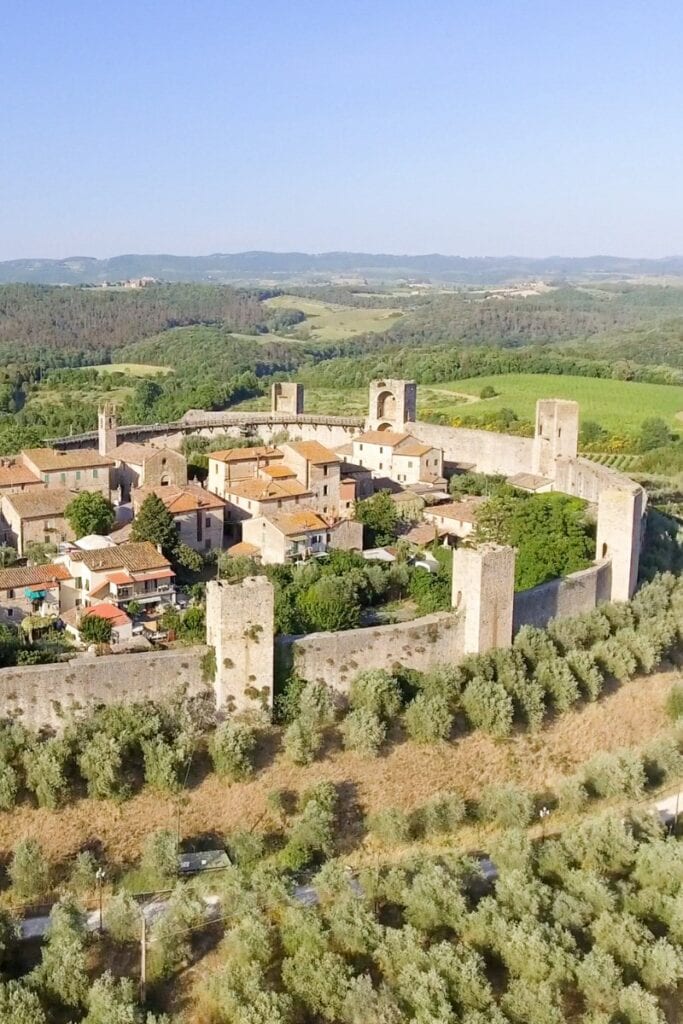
[278,611,465,695]
[512,561,612,631]
[407,420,535,476]
[0,646,211,733]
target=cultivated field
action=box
[264,293,405,341]
[0,662,678,871]
[420,373,683,434]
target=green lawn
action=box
[419,374,683,435]
[264,294,405,342]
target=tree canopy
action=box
[130,493,178,557]
[65,492,115,539]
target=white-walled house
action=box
[350,430,444,486]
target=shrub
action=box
[565,649,604,701]
[80,612,113,645]
[78,732,126,799]
[280,783,337,869]
[420,790,467,835]
[103,891,139,943]
[209,719,258,780]
[149,885,204,980]
[461,675,514,737]
[138,829,177,889]
[341,708,386,756]
[284,716,323,766]
[0,981,47,1024]
[298,680,337,726]
[227,829,265,872]
[9,838,50,900]
[0,760,18,811]
[403,691,453,743]
[480,784,533,828]
[67,851,98,896]
[83,973,142,1024]
[665,683,683,722]
[142,735,186,793]
[34,898,89,1010]
[555,775,589,814]
[642,737,683,787]
[367,807,411,846]
[584,751,646,799]
[24,739,71,809]
[349,669,402,721]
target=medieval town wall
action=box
[0,646,210,733]
[512,560,612,631]
[278,610,466,696]
[406,420,535,476]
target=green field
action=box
[419,374,683,435]
[90,362,173,376]
[264,294,405,341]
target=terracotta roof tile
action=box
[352,430,409,447]
[424,498,485,524]
[21,447,114,471]
[0,461,41,488]
[71,541,170,573]
[208,446,283,464]
[261,464,297,479]
[283,441,340,465]
[263,509,328,536]
[0,563,72,591]
[134,483,225,514]
[3,487,76,519]
[226,541,260,557]
[225,478,311,502]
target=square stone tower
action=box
[205,576,275,714]
[532,399,579,478]
[596,486,645,602]
[271,382,304,415]
[452,544,516,654]
[367,379,417,431]
[98,403,118,456]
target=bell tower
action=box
[98,403,118,456]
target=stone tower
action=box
[205,576,275,714]
[271,382,304,415]
[596,486,645,602]
[366,379,417,431]
[98,403,118,456]
[532,399,579,478]
[452,544,516,655]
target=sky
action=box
[1,0,682,260]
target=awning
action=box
[24,588,47,600]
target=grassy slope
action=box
[264,293,405,341]
[89,362,173,376]
[0,663,677,870]
[421,373,683,433]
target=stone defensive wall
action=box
[0,646,210,732]
[277,611,466,695]
[512,560,612,632]
[48,412,365,452]
[407,420,535,477]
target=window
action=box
[408,460,413,468]
[93,469,98,479]
[358,458,363,466]
[7,589,14,599]
[379,463,383,471]
[43,473,49,484]
[323,485,328,496]
[60,472,66,484]
[84,580,89,591]
[205,516,211,526]
[323,465,328,476]
[6,608,12,617]
[76,470,81,480]
[359,444,363,451]
[379,446,383,454]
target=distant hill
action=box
[2,251,683,285]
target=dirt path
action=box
[0,666,677,868]
[420,386,482,404]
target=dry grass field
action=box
[0,662,679,872]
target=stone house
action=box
[133,483,226,553]
[0,563,72,626]
[350,430,444,486]
[19,448,114,499]
[61,602,133,645]
[423,497,486,541]
[221,476,313,542]
[278,441,342,515]
[58,541,175,612]
[108,442,188,501]
[240,510,363,564]
[0,457,46,497]
[207,446,284,500]
[0,488,77,555]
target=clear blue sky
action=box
[1,0,682,259]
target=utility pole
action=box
[140,912,147,1004]
[96,867,106,933]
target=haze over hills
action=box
[3,251,683,286]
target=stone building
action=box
[207,446,284,500]
[241,509,363,564]
[98,405,187,500]
[132,483,226,553]
[350,430,444,485]
[279,441,342,515]
[58,541,175,612]
[19,448,114,499]
[0,563,72,626]
[0,488,77,555]
[423,497,486,542]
